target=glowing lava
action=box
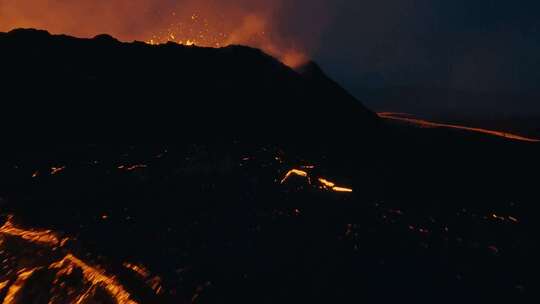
[50,254,138,304]
[280,169,353,193]
[378,112,540,143]
[124,262,164,295]
[50,166,66,175]
[123,262,151,278]
[1,216,143,304]
[280,169,309,184]
[3,268,39,304]
[145,13,308,68]
[318,178,335,188]
[0,216,69,248]
[331,187,353,193]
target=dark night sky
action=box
[312,0,540,94]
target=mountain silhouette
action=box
[0,29,378,137]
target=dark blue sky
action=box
[311,0,540,95]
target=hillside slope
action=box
[0,29,378,136]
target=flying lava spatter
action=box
[0,1,310,68]
[145,12,308,68]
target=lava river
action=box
[378,112,540,143]
[0,216,162,304]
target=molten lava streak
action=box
[123,263,151,278]
[50,254,138,304]
[281,169,353,193]
[3,268,39,304]
[50,166,66,175]
[378,112,540,143]
[0,216,69,248]
[1,216,142,304]
[280,169,309,184]
[124,262,164,295]
[330,186,353,193]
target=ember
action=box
[50,166,66,175]
[145,12,308,68]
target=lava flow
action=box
[281,169,353,193]
[0,216,69,248]
[123,262,164,295]
[378,112,540,143]
[50,254,138,304]
[0,216,151,304]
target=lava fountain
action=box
[0,0,311,68]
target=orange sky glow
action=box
[0,0,312,67]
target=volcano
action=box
[0,29,378,137]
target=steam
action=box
[224,14,308,67]
[0,0,331,67]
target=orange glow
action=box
[3,268,40,304]
[50,254,139,304]
[145,12,308,68]
[0,216,69,248]
[378,112,540,143]
[0,280,9,293]
[331,186,353,193]
[124,262,165,295]
[147,276,165,295]
[317,178,352,192]
[492,214,504,220]
[281,51,308,69]
[51,166,66,175]
[1,217,140,304]
[280,169,308,184]
[281,168,353,193]
[318,178,336,188]
[0,2,310,68]
[124,262,151,278]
